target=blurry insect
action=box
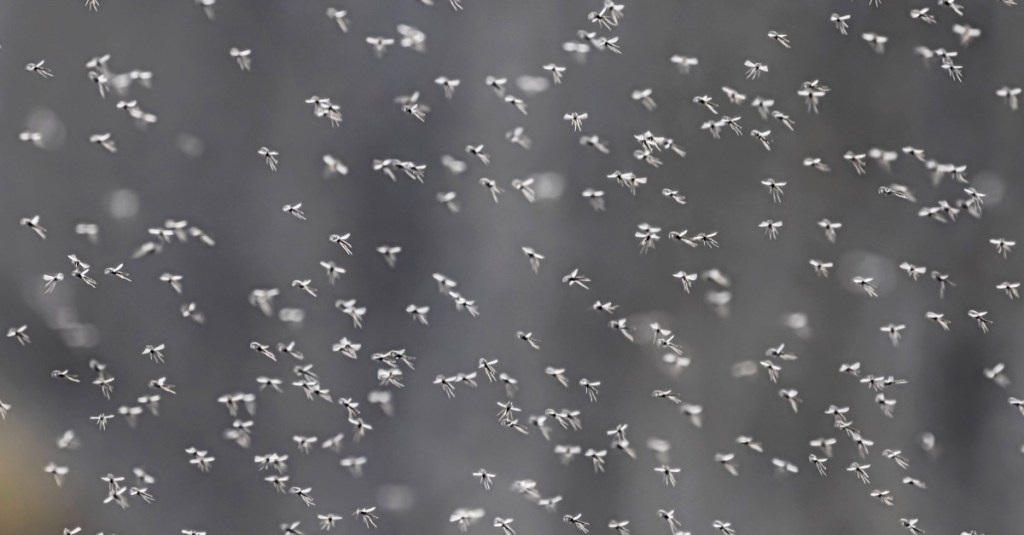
[990,238,1015,258]
[901,518,925,535]
[473,468,495,490]
[494,518,515,535]
[759,220,783,239]
[229,47,252,70]
[715,452,739,476]
[744,60,768,79]
[693,95,719,114]
[26,60,53,78]
[366,36,395,58]
[809,260,833,277]
[564,112,588,131]
[671,55,699,73]
[830,13,851,35]
[20,215,47,239]
[7,325,30,346]
[544,63,566,84]
[283,203,306,220]
[767,30,790,47]
[997,86,1021,110]
[968,309,993,333]
[862,32,888,54]
[522,247,544,273]
[516,331,541,350]
[852,276,878,297]
[750,129,772,150]
[809,454,828,476]
[880,324,905,346]
[931,271,955,298]
[511,178,536,203]
[563,514,590,533]
[847,462,871,484]
[779,389,801,412]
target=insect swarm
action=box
[1,1,1021,534]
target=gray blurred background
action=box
[1,0,1023,534]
